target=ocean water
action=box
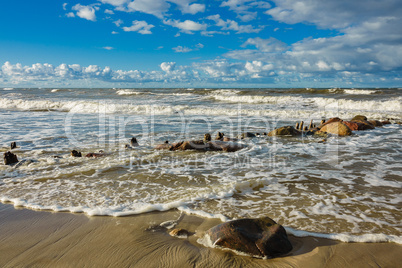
[0,87,401,244]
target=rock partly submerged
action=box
[204,217,292,259]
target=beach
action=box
[1,87,401,267]
[1,203,401,267]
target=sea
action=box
[0,87,401,244]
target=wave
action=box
[116,89,146,95]
[343,89,378,95]
[0,96,400,120]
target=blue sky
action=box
[1,0,401,88]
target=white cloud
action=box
[173,46,192,53]
[103,46,114,50]
[66,12,75,18]
[122,20,154,34]
[105,9,114,14]
[241,37,288,52]
[163,19,207,34]
[63,3,68,10]
[206,14,263,33]
[168,0,205,14]
[220,0,270,22]
[160,62,176,72]
[127,0,170,18]
[72,4,97,22]
[111,31,119,34]
[266,0,402,29]
[100,0,130,6]
[113,19,123,26]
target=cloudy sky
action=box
[1,0,401,88]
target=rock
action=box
[268,126,302,137]
[71,150,82,157]
[85,153,106,158]
[381,120,391,125]
[169,228,189,238]
[318,117,343,128]
[343,120,375,130]
[155,141,171,150]
[368,120,383,127]
[351,115,367,121]
[238,132,256,139]
[320,122,352,136]
[130,137,139,147]
[215,132,224,140]
[206,217,292,258]
[350,119,375,130]
[4,151,19,165]
[208,141,246,152]
[10,142,17,150]
[204,133,212,143]
[170,140,208,151]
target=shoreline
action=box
[1,203,401,267]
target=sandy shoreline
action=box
[0,203,401,268]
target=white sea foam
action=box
[116,89,144,95]
[2,87,14,90]
[285,227,402,244]
[343,89,378,95]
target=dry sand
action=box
[0,203,401,268]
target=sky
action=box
[0,0,401,88]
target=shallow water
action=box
[0,87,401,243]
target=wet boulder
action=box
[268,126,302,137]
[238,132,256,139]
[351,115,367,121]
[155,141,171,150]
[4,151,19,165]
[206,217,292,258]
[320,121,352,136]
[71,150,82,157]
[208,140,246,152]
[368,120,383,127]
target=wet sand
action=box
[0,203,401,268]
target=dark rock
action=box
[343,121,374,131]
[381,120,391,125]
[85,153,106,158]
[206,217,292,258]
[268,126,302,137]
[71,150,82,157]
[10,142,17,150]
[239,132,256,139]
[208,141,245,152]
[368,120,383,127]
[215,132,224,140]
[351,115,367,121]
[130,137,139,147]
[204,133,212,143]
[350,119,375,130]
[4,151,19,165]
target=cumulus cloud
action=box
[72,4,97,21]
[172,43,204,53]
[220,0,271,21]
[206,14,263,33]
[265,0,402,29]
[173,46,192,53]
[169,0,205,14]
[122,20,154,34]
[160,62,176,72]
[163,19,207,34]
[127,0,170,18]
